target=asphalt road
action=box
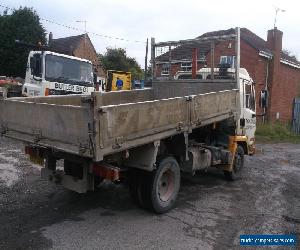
[0,137,299,250]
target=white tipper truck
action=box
[0,28,256,213]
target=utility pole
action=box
[76,20,87,56]
[144,38,148,81]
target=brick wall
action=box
[155,31,300,123]
[266,28,300,123]
[205,40,269,120]
[73,37,106,78]
[269,63,300,122]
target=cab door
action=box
[23,53,44,96]
[240,79,256,148]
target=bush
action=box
[256,122,300,143]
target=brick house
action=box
[48,33,106,79]
[155,28,300,123]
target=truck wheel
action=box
[128,168,143,207]
[94,176,103,188]
[142,156,181,213]
[224,145,244,181]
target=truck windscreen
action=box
[45,54,93,86]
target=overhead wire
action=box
[0,3,146,44]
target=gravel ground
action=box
[0,137,299,250]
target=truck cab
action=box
[23,51,95,97]
[174,67,256,154]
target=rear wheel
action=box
[129,156,181,213]
[128,168,143,207]
[224,145,245,181]
[152,157,180,213]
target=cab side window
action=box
[30,54,42,77]
[245,83,255,111]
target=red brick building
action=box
[49,33,106,78]
[155,28,300,123]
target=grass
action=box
[255,122,300,143]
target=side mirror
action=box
[260,90,268,108]
[240,118,245,127]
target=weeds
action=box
[255,122,300,143]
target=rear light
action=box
[25,145,37,156]
[45,88,49,96]
[25,146,44,165]
[25,145,45,157]
[93,163,121,182]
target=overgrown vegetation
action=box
[282,49,298,62]
[0,7,46,78]
[256,122,300,143]
[98,48,144,80]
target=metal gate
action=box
[292,98,300,134]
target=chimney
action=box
[267,27,283,63]
[266,27,283,122]
[48,32,53,46]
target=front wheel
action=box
[224,145,245,181]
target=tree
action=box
[282,49,298,61]
[0,7,46,78]
[98,48,144,80]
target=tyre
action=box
[224,145,245,181]
[143,156,181,213]
[152,157,181,213]
[128,168,143,207]
[129,157,181,213]
[94,176,103,188]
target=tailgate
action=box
[0,98,92,157]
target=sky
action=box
[1,0,299,68]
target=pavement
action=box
[0,137,299,250]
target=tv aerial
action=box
[273,5,286,28]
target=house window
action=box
[161,64,170,75]
[220,56,236,68]
[181,62,192,72]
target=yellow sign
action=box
[111,71,131,91]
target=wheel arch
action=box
[236,140,248,155]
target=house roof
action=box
[199,28,279,59]
[49,34,87,55]
[49,34,106,76]
[157,28,300,67]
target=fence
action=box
[292,98,300,134]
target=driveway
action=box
[0,137,299,249]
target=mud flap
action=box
[41,166,93,193]
[223,136,237,172]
